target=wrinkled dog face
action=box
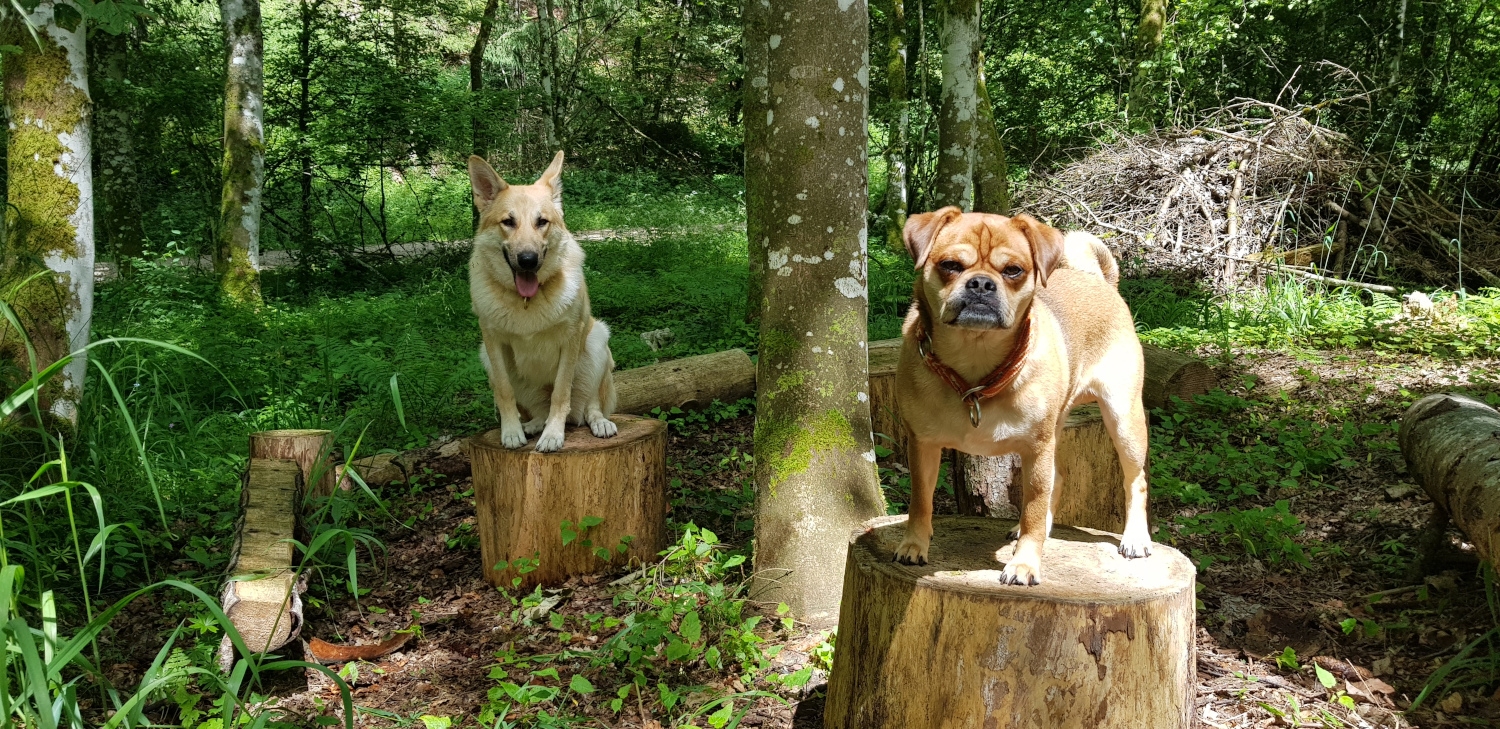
[903,208,1065,330]
[469,152,567,299]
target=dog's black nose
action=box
[966,275,998,294]
[516,251,540,271]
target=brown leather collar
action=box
[913,300,1034,427]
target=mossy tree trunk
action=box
[1127,0,1166,130]
[217,0,265,304]
[748,0,885,625]
[972,51,1009,215]
[934,0,980,210]
[1,1,96,423]
[91,28,145,272]
[880,0,909,252]
[742,0,769,323]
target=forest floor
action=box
[190,344,1499,728]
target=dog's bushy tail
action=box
[1062,231,1120,286]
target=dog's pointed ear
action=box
[536,150,565,209]
[468,155,508,213]
[1013,213,1065,287]
[903,207,962,269]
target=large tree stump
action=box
[825,515,1196,729]
[952,406,1131,532]
[249,429,340,501]
[471,415,668,588]
[1400,393,1500,564]
[615,349,755,415]
[218,458,304,670]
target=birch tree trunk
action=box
[749,0,885,625]
[92,29,145,272]
[934,0,980,210]
[972,51,1009,215]
[217,0,265,304]
[880,0,909,252]
[1127,0,1166,130]
[1,2,95,424]
[742,0,769,323]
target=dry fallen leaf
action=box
[1440,692,1463,714]
[1345,678,1397,707]
[307,632,414,665]
[1313,655,1374,681]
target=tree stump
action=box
[249,429,340,501]
[1400,393,1500,564]
[825,515,1196,729]
[867,338,909,457]
[218,458,304,670]
[952,405,1131,532]
[615,349,756,415]
[471,415,668,588]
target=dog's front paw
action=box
[589,416,618,438]
[999,557,1042,586]
[1118,529,1154,559]
[535,426,566,452]
[501,424,527,449]
[523,418,548,436]
[892,535,930,566]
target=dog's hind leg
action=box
[571,319,618,438]
[894,439,943,565]
[1099,390,1153,559]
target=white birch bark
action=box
[216,0,264,303]
[934,0,980,210]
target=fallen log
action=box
[217,458,303,671]
[614,348,756,415]
[824,515,1196,729]
[1399,393,1500,565]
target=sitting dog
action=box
[893,207,1150,585]
[467,152,617,452]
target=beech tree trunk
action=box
[217,0,265,304]
[933,0,981,210]
[748,0,885,625]
[614,349,755,415]
[824,515,1196,729]
[1400,394,1500,565]
[471,416,667,588]
[1127,0,1167,129]
[742,0,770,322]
[881,0,909,252]
[249,429,339,502]
[972,51,1009,215]
[218,458,303,670]
[1,1,95,424]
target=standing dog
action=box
[893,207,1150,585]
[468,152,618,452]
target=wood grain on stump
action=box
[249,429,339,501]
[471,415,668,588]
[219,458,303,669]
[825,515,1195,729]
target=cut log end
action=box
[824,515,1196,729]
[1400,393,1500,565]
[249,429,338,501]
[471,415,668,588]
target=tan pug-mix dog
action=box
[893,207,1150,585]
[468,152,618,452]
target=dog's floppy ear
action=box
[903,206,962,269]
[1013,213,1065,287]
[468,155,508,213]
[536,150,565,209]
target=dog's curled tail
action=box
[1062,231,1120,286]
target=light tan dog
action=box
[468,152,617,452]
[893,207,1150,585]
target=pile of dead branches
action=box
[1014,99,1500,292]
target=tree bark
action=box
[536,0,562,151]
[91,29,145,273]
[1399,394,1500,565]
[614,349,755,415]
[217,0,265,304]
[749,0,885,625]
[933,0,981,210]
[824,515,1196,729]
[971,51,1009,215]
[1,1,96,424]
[470,416,668,589]
[1127,0,1167,130]
[742,0,770,322]
[218,457,304,670]
[295,0,317,253]
[881,0,909,252]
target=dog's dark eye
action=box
[536,217,548,228]
[938,260,965,274]
[501,217,516,229]
[1002,265,1025,278]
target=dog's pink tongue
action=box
[515,272,540,298]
